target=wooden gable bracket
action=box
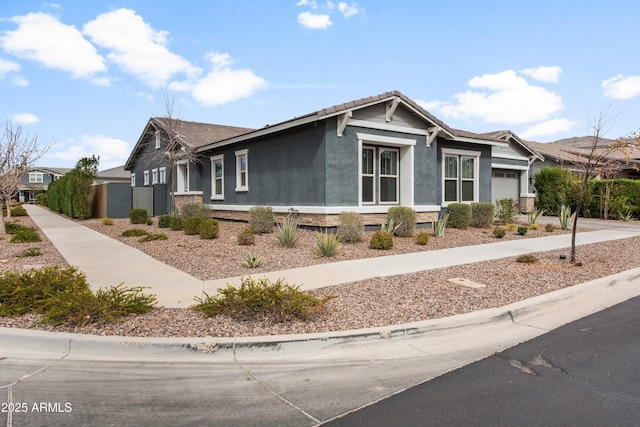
[337,110,352,137]
[426,126,441,147]
[385,98,400,122]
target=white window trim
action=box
[441,148,480,205]
[158,167,166,184]
[378,147,399,205]
[29,172,44,183]
[361,146,376,205]
[235,149,248,192]
[210,155,224,200]
[143,170,150,186]
[151,168,158,185]
[175,160,189,193]
[130,173,136,187]
[155,130,161,149]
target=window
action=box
[176,161,189,192]
[29,172,43,183]
[155,130,161,149]
[143,170,150,186]
[151,168,158,185]
[210,155,224,200]
[130,173,136,187]
[159,167,166,184]
[442,149,479,203]
[361,146,399,204]
[235,149,248,192]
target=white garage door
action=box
[492,169,519,205]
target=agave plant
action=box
[559,205,576,230]
[378,218,401,234]
[432,212,450,237]
[527,207,546,225]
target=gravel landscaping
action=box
[2,213,640,338]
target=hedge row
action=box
[46,156,99,219]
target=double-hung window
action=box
[130,173,136,187]
[235,149,248,192]
[443,149,479,203]
[361,146,399,204]
[151,168,158,185]
[143,170,150,186]
[210,155,224,200]
[158,167,166,184]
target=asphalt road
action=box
[324,295,640,426]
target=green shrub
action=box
[416,230,429,245]
[470,202,494,228]
[192,277,333,320]
[244,253,263,268]
[237,228,255,245]
[130,208,149,224]
[495,198,517,224]
[493,227,506,238]
[275,216,300,248]
[432,212,449,237]
[249,206,274,233]
[36,193,48,206]
[10,207,27,217]
[4,221,24,234]
[198,219,219,239]
[101,217,114,225]
[387,206,416,237]
[534,167,577,215]
[121,228,150,237]
[545,223,555,232]
[181,203,210,219]
[529,224,540,230]
[10,227,41,243]
[447,203,471,229]
[138,233,167,242]
[316,231,341,257]
[17,247,42,257]
[517,226,528,236]
[516,254,538,264]
[183,216,203,235]
[369,231,393,250]
[158,214,172,228]
[338,211,364,243]
[169,215,183,230]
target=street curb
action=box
[3,268,640,360]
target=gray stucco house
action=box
[18,167,71,203]
[125,91,541,225]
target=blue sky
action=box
[1,1,639,170]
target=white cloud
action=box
[11,75,29,86]
[298,11,332,29]
[0,57,21,78]
[296,0,318,8]
[178,51,267,107]
[0,12,106,79]
[83,8,200,88]
[602,74,640,100]
[521,66,562,83]
[12,113,39,124]
[338,2,359,17]
[428,70,564,125]
[519,118,578,139]
[49,135,130,169]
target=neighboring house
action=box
[18,167,72,203]
[92,165,133,219]
[125,91,542,225]
[94,165,131,184]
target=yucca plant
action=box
[559,205,576,230]
[315,230,341,257]
[432,212,449,237]
[378,218,401,234]
[275,216,300,248]
[528,207,546,225]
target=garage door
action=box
[492,169,519,205]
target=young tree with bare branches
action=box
[0,121,52,235]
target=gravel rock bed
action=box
[2,214,640,338]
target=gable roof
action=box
[27,167,72,176]
[124,118,254,170]
[478,130,544,161]
[96,165,130,180]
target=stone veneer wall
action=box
[519,195,535,214]
[173,194,205,215]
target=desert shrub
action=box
[198,219,219,239]
[416,230,429,245]
[36,193,48,206]
[369,231,393,250]
[183,216,203,235]
[169,215,184,230]
[129,208,149,224]
[244,253,263,268]
[517,226,528,236]
[0,266,157,325]
[10,207,27,217]
[338,211,364,243]
[545,223,555,232]
[275,216,300,248]
[316,230,341,257]
[447,203,471,229]
[138,233,167,242]
[470,202,494,228]
[529,224,540,230]
[493,227,506,238]
[237,228,255,245]
[101,217,114,225]
[17,247,42,257]
[158,214,172,228]
[121,228,150,237]
[10,227,41,243]
[505,223,516,231]
[516,254,538,264]
[495,198,517,224]
[4,221,24,234]
[249,206,274,233]
[192,277,333,320]
[387,206,416,237]
[181,203,210,219]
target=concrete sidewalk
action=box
[24,205,640,309]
